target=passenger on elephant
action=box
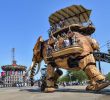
[51,34,57,43]
[59,19,65,28]
[67,29,74,45]
[57,35,65,49]
[48,36,55,48]
[73,32,108,91]
[72,34,78,45]
[63,33,70,47]
[51,25,57,33]
[50,34,59,51]
[54,42,59,51]
[56,23,61,29]
[48,33,58,49]
[47,44,53,56]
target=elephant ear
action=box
[32,36,44,62]
[33,36,44,52]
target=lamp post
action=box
[107,41,110,54]
[69,73,72,82]
[107,41,110,63]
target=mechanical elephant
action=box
[25,32,109,92]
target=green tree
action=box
[67,70,88,82]
[58,75,70,82]
[58,70,88,83]
[107,72,110,80]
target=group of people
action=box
[47,30,78,56]
[48,19,65,36]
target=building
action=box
[1,48,27,87]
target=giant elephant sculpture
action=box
[25,30,110,92]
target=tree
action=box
[107,72,110,80]
[66,70,88,82]
[58,75,70,82]
[58,70,88,83]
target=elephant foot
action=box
[44,87,56,93]
[86,80,110,91]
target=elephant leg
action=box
[45,64,56,92]
[79,54,109,91]
[30,77,34,86]
[85,64,110,91]
[53,69,63,88]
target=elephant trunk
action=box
[29,61,41,86]
[35,62,41,75]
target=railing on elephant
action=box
[51,24,95,37]
[46,44,83,60]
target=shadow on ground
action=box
[57,88,110,95]
[19,87,110,95]
[20,88,41,92]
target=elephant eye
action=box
[38,43,41,50]
[34,50,37,54]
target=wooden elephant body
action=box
[25,30,109,92]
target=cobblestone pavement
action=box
[0,86,110,100]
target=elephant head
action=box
[24,36,44,77]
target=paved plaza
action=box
[0,86,110,100]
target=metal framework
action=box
[93,52,110,63]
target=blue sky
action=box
[0,0,110,77]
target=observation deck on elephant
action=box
[46,5,110,64]
[48,5,95,37]
[47,5,95,59]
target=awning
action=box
[49,5,91,26]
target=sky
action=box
[0,0,110,77]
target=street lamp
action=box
[69,73,72,82]
[107,41,110,63]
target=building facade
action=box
[1,62,26,87]
[1,48,27,87]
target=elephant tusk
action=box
[28,61,36,72]
[23,61,36,76]
[35,62,41,75]
[30,61,36,70]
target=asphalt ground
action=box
[0,86,110,100]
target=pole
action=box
[107,41,110,54]
[107,41,110,63]
[69,74,72,82]
[98,50,102,73]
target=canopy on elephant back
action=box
[49,5,95,36]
